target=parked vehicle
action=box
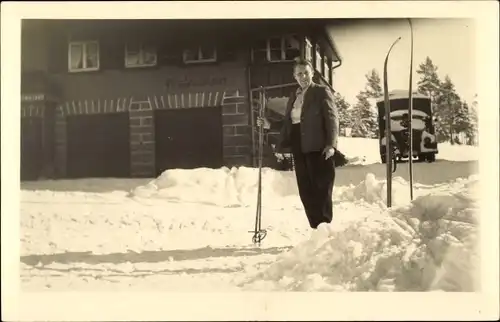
[376,89,438,163]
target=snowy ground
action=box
[19,138,482,293]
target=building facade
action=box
[20,19,341,180]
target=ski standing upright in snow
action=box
[383,37,401,208]
[250,86,267,245]
[407,18,415,201]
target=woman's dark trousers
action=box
[290,123,335,229]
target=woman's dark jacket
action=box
[277,82,340,154]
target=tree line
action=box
[334,56,478,146]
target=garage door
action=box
[155,106,223,175]
[21,117,43,181]
[66,113,130,178]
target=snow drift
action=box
[22,168,480,292]
[238,173,480,292]
[20,137,481,292]
[130,166,299,208]
[127,135,478,208]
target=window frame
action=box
[324,55,333,84]
[68,40,100,73]
[323,57,329,78]
[251,35,301,63]
[314,43,323,74]
[304,37,313,62]
[124,43,158,68]
[182,45,217,64]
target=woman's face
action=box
[293,64,313,89]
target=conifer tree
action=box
[332,91,353,135]
[351,91,378,138]
[416,57,441,104]
[454,100,471,144]
[362,69,383,137]
[434,75,461,144]
[466,94,479,145]
[364,69,383,99]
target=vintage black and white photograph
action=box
[2,1,499,321]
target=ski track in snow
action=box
[19,138,480,292]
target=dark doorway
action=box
[154,106,223,176]
[66,113,130,178]
[21,117,43,181]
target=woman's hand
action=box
[323,145,336,160]
[256,117,271,129]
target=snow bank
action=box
[337,137,479,165]
[132,162,478,212]
[130,166,298,208]
[21,155,481,292]
[127,167,480,292]
[334,172,479,208]
[436,143,480,162]
[123,136,479,206]
[239,174,480,292]
[334,174,412,207]
[338,137,382,165]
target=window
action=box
[68,41,99,72]
[251,35,300,62]
[305,37,313,62]
[269,37,283,61]
[125,43,157,68]
[323,57,329,78]
[315,44,322,73]
[252,39,268,62]
[323,55,333,83]
[283,36,301,60]
[183,45,217,64]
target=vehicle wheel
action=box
[426,153,436,163]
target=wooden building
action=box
[20,19,342,180]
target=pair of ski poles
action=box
[249,83,297,245]
[250,86,267,245]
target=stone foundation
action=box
[128,99,155,177]
[221,89,252,167]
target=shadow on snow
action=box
[20,245,293,266]
[23,265,244,278]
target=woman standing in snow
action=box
[257,58,347,229]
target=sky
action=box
[328,18,476,107]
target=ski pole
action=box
[250,87,267,245]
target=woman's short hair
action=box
[293,57,314,70]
